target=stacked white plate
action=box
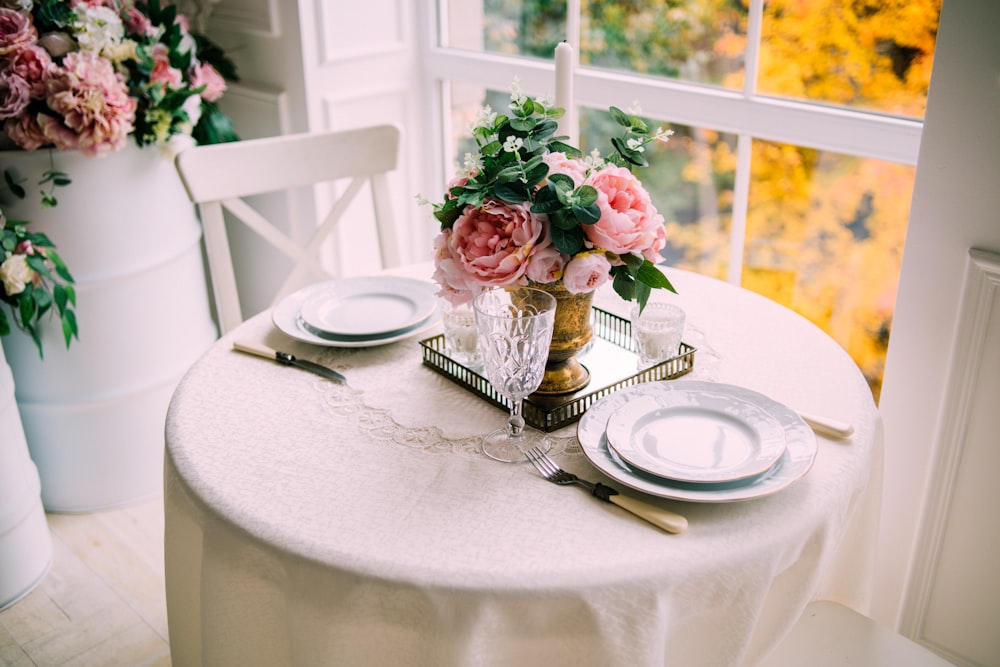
[577,380,817,502]
[272,276,441,347]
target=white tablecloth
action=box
[164,265,883,667]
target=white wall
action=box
[875,0,1000,654]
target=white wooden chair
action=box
[174,125,402,334]
[757,601,955,666]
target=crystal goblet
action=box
[473,287,557,463]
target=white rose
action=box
[0,254,33,296]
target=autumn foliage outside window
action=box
[444,0,941,400]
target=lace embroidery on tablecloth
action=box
[305,322,719,459]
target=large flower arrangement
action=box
[1,213,75,356]
[0,0,238,159]
[431,83,676,310]
[0,0,238,357]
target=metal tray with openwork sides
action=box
[419,307,696,432]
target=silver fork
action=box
[524,447,688,534]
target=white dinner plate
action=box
[273,278,441,347]
[604,390,787,483]
[296,276,438,337]
[577,381,817,503]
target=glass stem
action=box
[508,399,525,437]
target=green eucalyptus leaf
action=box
[573,184,599,207]
[609,106,631,127]
[546,141,583,158]
[0,309,9,337]
[480,140,503,157]
[493,182,528,203]
[548,173,575,190]
[509,117,536,132]
[571,203,601,226]
[551,226,585,255]
[54,284,68,312]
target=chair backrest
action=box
[174,125,402,334]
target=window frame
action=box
[417,0,925,283]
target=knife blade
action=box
[232,341,347,384]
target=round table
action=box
[164,265,883,667]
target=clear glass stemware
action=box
[472,287,557,463]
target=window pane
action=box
[757,0,941,117]
[743,142,915,399]
[582,0,746,88]
[580,109,738,280]
[442,0,566,57]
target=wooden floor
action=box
[0,496,171,667]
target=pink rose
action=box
[5,111,51,150]
[189,61,226,102]
[0,8,36,56]
[45,50,136,156]
[586,165,666,261]
[149,44,183,89]
[445,199,549,291]
[0,71,30,119]
[8,44,53,99]
[121,7,155,37]
[524,245,567,284]
[542,151,589,187]
[562,253,612,294]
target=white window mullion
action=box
[728,134,753,285]
[744,0,765,98]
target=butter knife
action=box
[232,341,347,383]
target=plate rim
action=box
[272,277,441,348]
[576,380,817,503]
[296,276,438,337]
[603,390,787,483]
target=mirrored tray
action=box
[419,307,696,432]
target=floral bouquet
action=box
[430,82,675,310]
[0,0,238,160]
[1,213,76,356]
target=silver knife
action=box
[232,341,347,383]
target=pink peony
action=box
[8,44,53,99]
[562,252,612,294]
[0,8,36,56]
[585,164,666,261]
[0,72,30,118]
[432,229,479,305]
[189,61,226,102]
[5,111,50,149]
[44,50,136,156]
[444,199,549,294]
[542,151,589,187]
[524,245,567,284]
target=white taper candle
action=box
[554,41,577,146]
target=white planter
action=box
[0,144,218,512]
[0,340,51,610]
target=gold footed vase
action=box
[531,281,594,395]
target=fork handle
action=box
[609,495,688,534]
